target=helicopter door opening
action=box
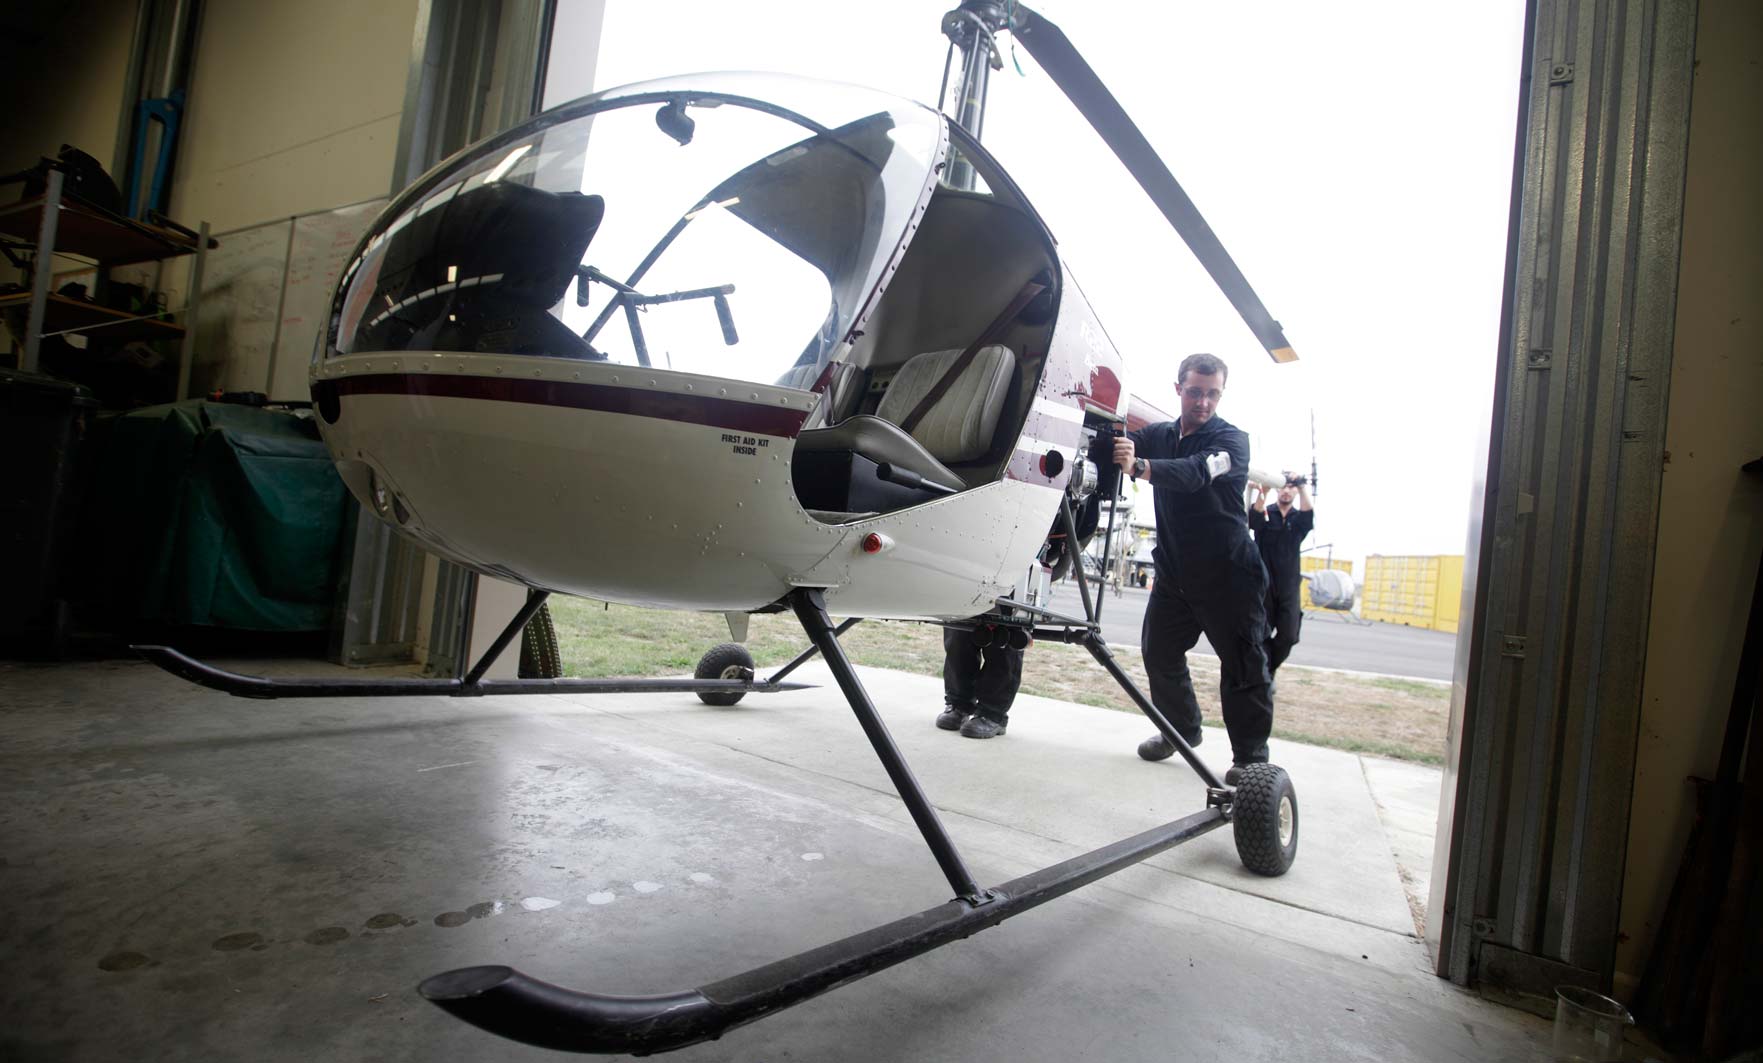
[791,149,1058,524]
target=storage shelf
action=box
[0,292,185,342]
[0,193,204,267]
[9,169,210,391]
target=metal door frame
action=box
[334,0,561,668]
[1430,0,1699,1001]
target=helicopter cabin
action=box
[788,157,1059,523]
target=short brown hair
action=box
[1178,353,1228,386]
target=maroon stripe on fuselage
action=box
[324,373,810,438]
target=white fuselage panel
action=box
[315,353,1064,619]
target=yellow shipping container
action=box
[1360,554,1465,634]
[1299,555,1354,611]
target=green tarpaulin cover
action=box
[83,401,348,631]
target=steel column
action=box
[20,170,62,375]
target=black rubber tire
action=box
[518,603,563,679]
[1232,763,1298,877]
[694,642,755,706]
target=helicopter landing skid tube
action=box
[420,587,1232,1054]
[421,808,1226,1054]
[132,645,811,700]
[132,588,812,700]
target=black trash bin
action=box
[1,369,98,656]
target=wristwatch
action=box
[1131,458,1148,481]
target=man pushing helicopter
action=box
[1113,352,1274,784]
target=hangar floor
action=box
[0,655,1547,1061]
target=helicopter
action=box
[138,2,1302,1054]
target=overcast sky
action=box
[555,0,1527,569]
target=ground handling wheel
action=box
[1231,763,1298,876]
[694,642,755,706]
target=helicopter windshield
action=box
[328,74,943,389]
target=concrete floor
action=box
[0,655,1546,1062]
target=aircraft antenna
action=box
[1310,407,1320,496]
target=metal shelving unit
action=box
[2,168,211,392]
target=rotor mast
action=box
[939,1,1009,189]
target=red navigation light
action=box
[861,533,885,554]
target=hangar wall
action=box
[0,1,136,180]
[166,0,420,234]
[1616,0,1763,993]
[1,0,422,375]
[0,0,138,285]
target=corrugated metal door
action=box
[1428,0,1697,1002]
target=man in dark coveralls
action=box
[1249,474,1315,677]
[936,628,1023,739]
[1112,353,1273,781]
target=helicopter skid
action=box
[132,645,809,700]
[133,584,1274,1054]
[417,586,1245,1054]
[420,806,1227,1055]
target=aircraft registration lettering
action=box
[721,432,770,456]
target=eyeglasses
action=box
[1181,387,1224,402]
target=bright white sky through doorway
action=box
[550,0,1527,570]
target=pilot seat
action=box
[791,342,1016,518]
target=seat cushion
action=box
[778,361,865,431]
[873,345,1015,464]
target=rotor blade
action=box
[1009,6,1297,363]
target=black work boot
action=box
[1137,727,1200,762]
[936,705,971,731]
[959,714,1007,739]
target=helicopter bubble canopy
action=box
[327,73,945,390]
